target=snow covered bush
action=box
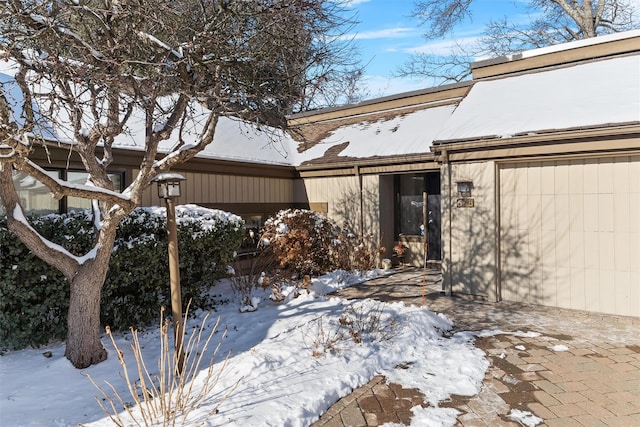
[0,205,244,351]
[260,209,336,276]
[259,209,378,278]
[260,209,377,277]
[101,205,244,331]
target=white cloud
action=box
[361,74,436,98]
[404,35,481,56]
[343,0,372,5]
[351,26,416,40]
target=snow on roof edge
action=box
[471,29,640,69]
[433,121,640,146]
[434,55,640,143]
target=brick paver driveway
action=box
[313,268,640,427]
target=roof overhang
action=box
[471,29,640,80]
[288,82,471,126]
[432,124,640,162]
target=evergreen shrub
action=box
[0,205,243,352]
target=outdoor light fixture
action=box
[456,180,473,198]
[152,172,187,373]
[153,173,186,199]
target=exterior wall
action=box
[301,174,382,251]
[499,155,640,317]
[378,175,395,263]
[442,160,498,300]
[137,169,303,224]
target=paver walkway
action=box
[312,268,640,427]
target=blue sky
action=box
[345,0,534,98]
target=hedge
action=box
[0,205,244,352]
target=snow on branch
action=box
[28,13,105,60]
[17,159,134,209]
[136,31,184,59]
[10,204,88,270]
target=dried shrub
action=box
[87,307,240,426]
[260,209,379,278]
[305,316,345,358]
[305,302,399,357]
[260,209,337,277]
[227,249,279,311]
[339,302,398,344]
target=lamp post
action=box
[152,173,186,374]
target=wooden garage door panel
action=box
[499,155,640,317]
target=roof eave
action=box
[431,123,640,158]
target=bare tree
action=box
[0,0,360,368]
[396,0,638,83]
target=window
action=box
[396,174,425,236]
[13,170,61,215]
[394,172,440,237]
[393,172,442,260]
[9,169,124,215]
[239,214,263,253]
[66,171,122,213]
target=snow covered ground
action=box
[1,271,491,427]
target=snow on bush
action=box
[260,209,378,277]
[0,205,244,351]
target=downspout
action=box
[355,165,364,235]
[494,162,502,302]
[443,149,453,296]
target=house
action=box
[434,31,640,316]
[290,30,640,318]
[4,30,639,317]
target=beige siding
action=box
[137,170,295,207]
[444,161,498,299]
[302,175,381,239]
[499,156,640,317]
[292,179,308,204]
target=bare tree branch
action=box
[0,163,80,280]
[400,0,639,83]
[0,0,364,368]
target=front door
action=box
[394,172,442,264]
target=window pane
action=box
[239,215,262,252]
[13,170,60,215]
[398,174,424,236]
[67,172,92,212]
[67,172,123,213]
[399,194,423,235]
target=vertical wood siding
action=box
[302,175,381,238]
[499,155,640,317]
[447,161,498,299]
[136,170,296,207]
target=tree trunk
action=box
[64,219,118,369]
[64,263,108,368]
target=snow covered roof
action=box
[0,56,300,167]
[435,54,640,143]
[293,103,458,166]
[2,54,462,167]
[3,30,639,170]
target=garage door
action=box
[499,155,640,317]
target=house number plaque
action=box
[456,198,474,208]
